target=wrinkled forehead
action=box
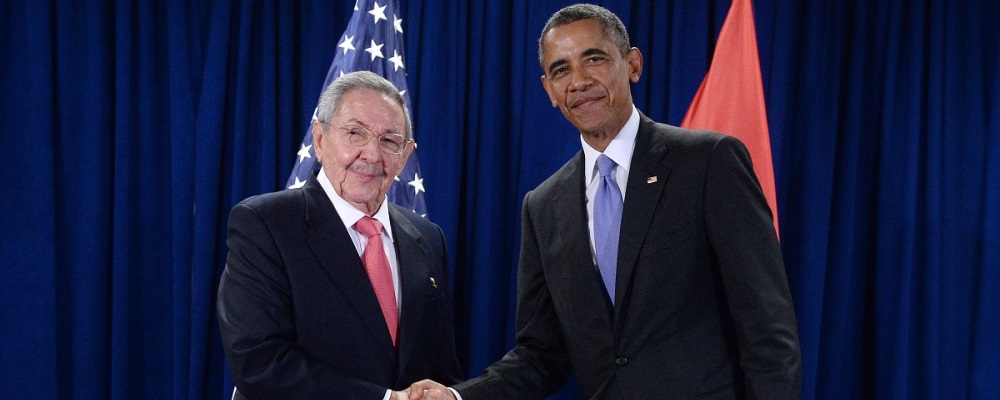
[333,89,405,132]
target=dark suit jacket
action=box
[217,174,462,400]
[454,114,800,400]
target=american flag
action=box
[286,0,427,217]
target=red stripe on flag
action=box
[681,0,779,237]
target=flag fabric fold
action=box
[286,0,427,216]
[681,0,778,236]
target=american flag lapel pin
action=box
[647,176,658,184]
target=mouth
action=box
[349,164,383,181]
[571,95,605,110]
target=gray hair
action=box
[537,4,631,70]
[315,71,412,140]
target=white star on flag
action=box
[393,15,403,33]
[408,173,425,195]
[297,144,312,163]
[365,40,384,61]
[338,35,355,55]
[288,176,306,189]
[388,50,404,71]
[368,2,388,24]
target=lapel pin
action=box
[647,176,658,184]
[429,277,438,289]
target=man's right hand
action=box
[406,380,456,400]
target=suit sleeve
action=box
[217,203,388,400]
[452,190,572,400]
[704,136,802,399]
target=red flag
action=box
[681,0,779,237]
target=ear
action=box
[540,75,558,107]
[311,121,327,164]
[626,47,643,83]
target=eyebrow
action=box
[343,117,368,127]
[546,59,568,75]
[343,118,401,136]
[582,48,609,58]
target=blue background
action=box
[1,0,998,399]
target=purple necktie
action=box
[594,154,623,304]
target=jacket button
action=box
[615,357,628,366]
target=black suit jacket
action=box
[217,174,462,400]
[454,114,800,399]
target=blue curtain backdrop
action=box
[1,0,998,399]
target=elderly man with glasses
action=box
[218,71,463,400]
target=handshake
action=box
[390,380,456,400]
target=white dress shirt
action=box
[581,106,639,260]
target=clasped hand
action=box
[391,379,455,400]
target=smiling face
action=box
[540,18,642,150]
[312,88,413,215]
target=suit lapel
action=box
[302,177,397,363]
[389,206,429,378]
[553,153,617,317]
[615,114,672,318]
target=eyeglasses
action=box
[323,122,411,155]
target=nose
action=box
[570,68,593,91]
[357,137,382,162]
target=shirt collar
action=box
[317,168,394,242]
[582,105,640,183]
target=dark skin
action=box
[540,18,643,152]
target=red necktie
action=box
[355,216,398,346]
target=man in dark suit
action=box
[218,71,463,400]
[409,4,800,400]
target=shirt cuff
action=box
[383,389,393,400]
[448,387,463,400]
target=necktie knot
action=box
[355,216,383,239]
[597,154,617,178]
